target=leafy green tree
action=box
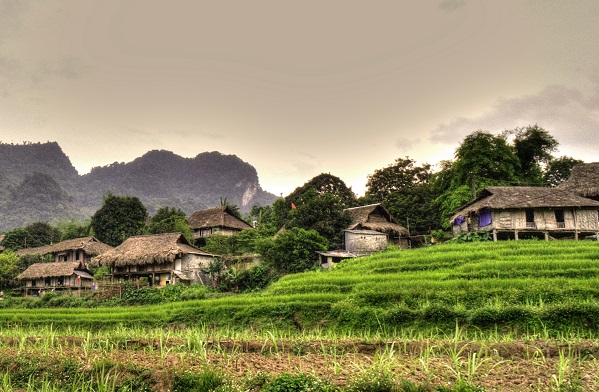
[257,227,327,274]
[286,173,357,207]
[0,251,20,289]
[146,206,193,241]
[56,219,92,241]
[510,125,558,184]
[286,189,352,249]
[2,222,61,251]
[202,234,234,255]
[453,131,521,189]
[91,193,148,247]
[364,157,439,234]
[544,156,584,187]
[219,197,241,219]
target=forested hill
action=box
[0,143,277,232]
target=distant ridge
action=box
[0,142,277,232]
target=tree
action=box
[286,189,352,249]
[2,222,61,251]
[257,227,327,274]
[219,197,241,219]
[510,125,558,184]
[364,157,440,234]
[286,173,357,207]
[146,206,193,241]
[0,251,19,289]
[453,131,521,189]
[56,219,92,241]
[544,156,584,187]
[91,193,148,247]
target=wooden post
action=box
[515,230,519,241]
[493,229,497,242]
[544,231,549,241]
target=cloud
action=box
[429,84,599,160]
[32,57,87,88]
[438,0,468,12]
[395,137,420,152]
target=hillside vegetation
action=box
[2,240,599,337]
[0,143,277,231]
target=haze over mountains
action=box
[0,142,277,232]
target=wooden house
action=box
[557,162,599,201]
[188,206,253,243]
[92,233,217,286]
[0,234,4,254]
[451,186,599,240]
[344,204,410,254]
[16,237,112,263]
[17,261,94,296]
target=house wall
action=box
[52,250,91,263]
[180,254,214,284]
[576,209,599,230]
[345,232,387,256]
[194,227,240,238]
[24,275,93,291]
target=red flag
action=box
[291,203,296,210]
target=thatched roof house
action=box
[451,186,599,240]
[557,162,599,200]
[345,204,409,235]
[16,237,112,263]
[17,261,94,296]
[92,233,216,286]
[189,206,253,241]
[344,203,410,251]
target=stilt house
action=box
[92,233,217,286]
[451,186,599,240]
[17,261,94,296]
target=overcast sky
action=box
[2,1,599,196]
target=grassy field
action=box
[1,240,599,390]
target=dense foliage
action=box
[91,193,148,247]
[364,157,440,234]
[1,222,62,251]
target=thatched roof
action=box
[451,186,599,221]
[344,203,409,235]
[17,261,91,280]
[188,207,253,231]
[92,233,213,267]
[16,237,112,257]
[558,162,599,198]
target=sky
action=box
[2,1,599,197]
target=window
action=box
[555,209,565,228]
[478,209,492,227]
[525,209,536,228]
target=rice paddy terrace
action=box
[2,240,599,336]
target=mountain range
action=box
[0,142,277,232]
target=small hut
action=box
[451,186,599,240]
[558,162,599,201]
[188,206,253,243]
[316,249,356,269]
[344,204,410,252]
[92,233,216,286]
[17,261,94,296]
[16,237,112,263]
